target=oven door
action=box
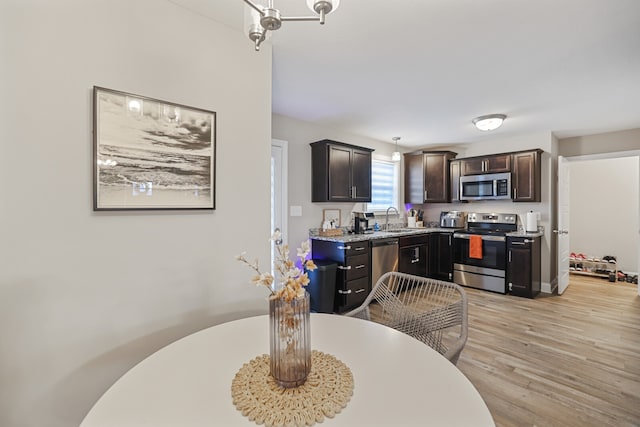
[453,233,507,271]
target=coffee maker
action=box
[354,212,375,234]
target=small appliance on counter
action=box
[439,211,467,229]
[354,212,375,234]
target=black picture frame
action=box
[93,86,216,210]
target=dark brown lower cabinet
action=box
[311,239,370,313]
[507,236,541,298]
[398,234,429,277]
[429,232,454,281]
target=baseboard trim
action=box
[542,279,556,294]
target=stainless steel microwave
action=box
[460,172,511,201]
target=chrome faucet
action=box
[385,206,399,231]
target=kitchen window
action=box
[367,157,399,212]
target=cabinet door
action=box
[461,158,485,175]
[512,151,540,202]
[404,153,425,204]
[486,154,511,173]
[351,148,372,201]
[461,154,511,175]
[399,245,428,277]
[327,145,353,201]
[429,233,453,281]
[508,245,531,296]
[424,153,450,202]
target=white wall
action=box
[569,157,639,272]
[272,114,400,249]
[0,2,272,426]
[559,128,640,157]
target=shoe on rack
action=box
[617,271,626,281]
[634,275,638,284]
[570,252,577,260]
[577,253,587,260]
[607,256,617,264]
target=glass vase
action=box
[269,291,311,388]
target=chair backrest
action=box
[345,271,468,364]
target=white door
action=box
[271,140,288,271]
[556,156,571,294]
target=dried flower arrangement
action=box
[236,230,317,301]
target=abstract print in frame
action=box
[93,86,216,210]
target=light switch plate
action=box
[290,205,302,217]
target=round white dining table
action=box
[80,313,494,427]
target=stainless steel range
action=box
[452,212,518,294]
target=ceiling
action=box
[169,0,640,148]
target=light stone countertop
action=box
[311,228,544,243]
[505,231,544,238]
[310,227,458,243]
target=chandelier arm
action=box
[280,16,322,22]
[243,0,265,16]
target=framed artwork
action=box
[322,209,341,226]
[93,86,216,210]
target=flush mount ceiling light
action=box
[472,114,507,131]
[391,137,401,162]
[243,0,340,51]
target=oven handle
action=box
[454,233,506,242]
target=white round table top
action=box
[80,313,494,427]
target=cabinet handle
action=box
[338,289,352,294]
[354,264,366,269]
[411,259,420,264]
[355,288,366,294]
[338,265,352,270]
[513,188,517,199]
[352,186,357,198]
[337,245,351,250]
[424,190,428,201]
[354,247,366,251]
[511,242,526,246]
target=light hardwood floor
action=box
[456,276,640,427]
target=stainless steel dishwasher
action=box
[370,238,399,287]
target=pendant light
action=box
[391,137,401,162]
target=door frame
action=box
[271,139,288,244]
[558,150,640,296]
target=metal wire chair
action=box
[343,271,468,365]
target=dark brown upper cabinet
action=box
[512,149,542,202]
[460,154,511,176]
[404,151,457,204]
[311,140,374,202]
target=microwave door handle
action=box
[493,180,498,196]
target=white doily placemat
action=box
[231,350,354,427]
